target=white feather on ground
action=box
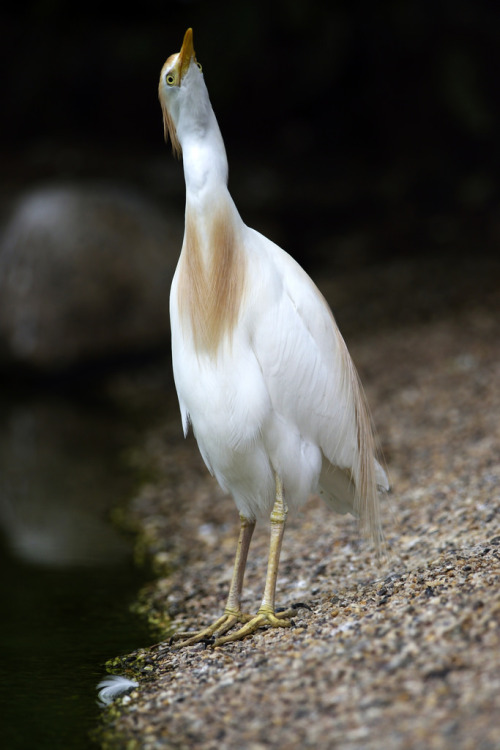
[97,675,139,707]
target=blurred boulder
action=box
[0,183,182,371]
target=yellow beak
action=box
[178,28,195,80]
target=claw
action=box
[213,609,293,646]
[170,611,252,648]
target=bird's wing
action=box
[247,228,386,536]
[248,228,359,467]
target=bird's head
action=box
[158,28,206,159]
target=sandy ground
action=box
[98,257,500,749]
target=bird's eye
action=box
[166,73,176,86]
[196,61,202,72]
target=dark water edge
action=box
[0,392,156,750]
[0,550,150,750]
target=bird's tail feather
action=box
[322,333,389,552]
[349,359,388,552]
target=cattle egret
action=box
[158,28,389,646]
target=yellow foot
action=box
[213,607,295,646]
[171,610,253,648]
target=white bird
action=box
[158,28,388,647]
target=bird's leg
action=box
[212,513,256,635]
[214,473,295,646]
[257,473,288,616]
[172,514,255,646]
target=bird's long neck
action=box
[176,115,247,357]
[181,109,229,201]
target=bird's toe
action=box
[213,609,294,646]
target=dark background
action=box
[2,0,499,268]
[1,7,498,747]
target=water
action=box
[0,393,153,749]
